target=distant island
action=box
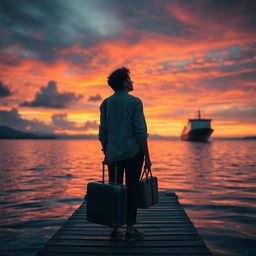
[0,125,255,140]
[0,125,56,139]
[242,136,256,140]
[213,136,256,140]
[57,134,97,139]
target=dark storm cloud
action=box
[0,108,99,133]
[84,120,98,130]
[158,42,256,93]
[0,108,54,133]
[1,0,255,65]
[159,66,256,95]
[88,94,102,102]
[198,70,256,93]
[104,0,256,40]
[52,113,98,131]
[0,0,70,62]
[204,45,256,68]
[51,113,86,131]
[211,106,256,124]
[0,108,27,129]
[20,81,83,108]
[0,0,124,63]
[52,113,76,129]
[0,81,12,97]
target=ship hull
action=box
[181,128,213,142]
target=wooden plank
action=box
[46,239,205,247]
[69,216,189,222]
[38,253,210,256]
[38,245,211,254]
[62,223,194,228]
[48,235,201,241]
[58,226,196,231]
[70,213,188,219]
[73,210,186,216]
[75,210,185,215]
[37,191,212,256]
[55,231,199,236]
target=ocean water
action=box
[0,139,255,256]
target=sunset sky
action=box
[0,0,256,138]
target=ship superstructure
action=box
[181,110,213,142]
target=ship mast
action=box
[197,109,201,119]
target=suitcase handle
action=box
[102,160,118,184]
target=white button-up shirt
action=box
[99,90,148,162]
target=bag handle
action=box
[140,167,153,180]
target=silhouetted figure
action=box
[99,67,151,241]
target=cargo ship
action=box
[181,110,213,142]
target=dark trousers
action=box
[108,148,144,225]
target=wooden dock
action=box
[37,191,212,255]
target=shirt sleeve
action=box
[133,98,148,141]
[98,100,107,143]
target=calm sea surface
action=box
[0,139,255,256]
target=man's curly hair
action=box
[107,67,130,92]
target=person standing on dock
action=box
[99,67,152,241]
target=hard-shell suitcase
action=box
[137,168,159,209]
[86,162,127,227]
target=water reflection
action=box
[0,139,255,256]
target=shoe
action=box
[125,227,144,242]
[110,228,123,240]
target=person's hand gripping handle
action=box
[144,155,152,169]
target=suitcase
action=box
[137,168,159,209]
[86,161,127,227]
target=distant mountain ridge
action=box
[242,136,256,140]
[0,125,255,140]
[0,125,56,139]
